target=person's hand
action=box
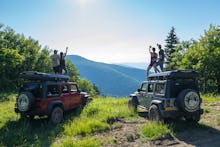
[149,45,152,49]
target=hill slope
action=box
[66,55,146,97]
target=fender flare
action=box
[48,100,64,115]
[130,96,139,106]
[150,100,163,110]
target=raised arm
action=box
[149,46,152,53]
[64,47,68,57]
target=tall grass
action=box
[52,97,137,146]
[141,122,170,141]
[202,94,220,103]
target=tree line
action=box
[164,25,220,93]
[0,23,99,96]
[1,22,220,95]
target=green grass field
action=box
[1,93,220,146]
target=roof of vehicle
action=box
[148,70,199,80]
[20,71,69,81]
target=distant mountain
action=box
[66,55,146,97]
[117,62,148,70]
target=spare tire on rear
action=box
[177,89,201,113]
[17,92,35,112]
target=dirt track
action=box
[99,102,220,147]
[99,117,220,147]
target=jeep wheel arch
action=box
[17,92,35,112]
[177,89,201,113]
[128,98,137,112]
[148,104,163,121]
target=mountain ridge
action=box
[66,55,146,97]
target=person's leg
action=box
[64,66,68,75]
[146,65,152,77]
[53,67,56,74]
[159,61,164,72]
[154,63,160,73]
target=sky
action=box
[1,0,220,64]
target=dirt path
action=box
[97,117,220,147]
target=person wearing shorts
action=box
[146,46,158,77]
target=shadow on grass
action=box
[0,107,83,147]
[166,119,220,147]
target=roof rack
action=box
[148,70,199,80]
[20,71,69,81]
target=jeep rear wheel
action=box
[128,99,137,112]
[50,107,63,125]
[17,92,35,112]
[148,105,162,121]
[177,89,200,113]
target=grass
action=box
[141,122,170,141]
[202,94,220,103]
[53,97,137,146]
[1,94,220,146]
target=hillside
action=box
[66,55,146,97]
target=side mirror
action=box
[77,89,81,93]
[137,88,141,92]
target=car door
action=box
[69,84,82,107]
[144,82,155,109]
[60,84,72,109]
[137,82,148,106]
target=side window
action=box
[147,83,154,93]
[155,83,165,96]
[71,85,78,92]
[62,85,69,93]
[47,85,60,97]
[141,83,147,91]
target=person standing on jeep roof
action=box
[154,44,165,72]
[59,47,68,75]
[146,46,158,77]
[51,50,60,74]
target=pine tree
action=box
[164,27,179,70]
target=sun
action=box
[78,0,88,7]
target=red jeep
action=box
[14,72,90,124]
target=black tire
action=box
[17,92,35,112]
[128,99,137,112]
[82,97,88,107]
[148,105,162,121]
[50,107,63,125]
[177,89,201,113]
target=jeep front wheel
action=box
[50,107,63,125]
[128,99,137,112]
[148,105,162,121]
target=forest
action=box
[0,23,99,98]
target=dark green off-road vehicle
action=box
[128,70,203,122]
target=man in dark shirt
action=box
[155,44,165,72]
[59,47,68,75]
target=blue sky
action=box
[1,0,220,63]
